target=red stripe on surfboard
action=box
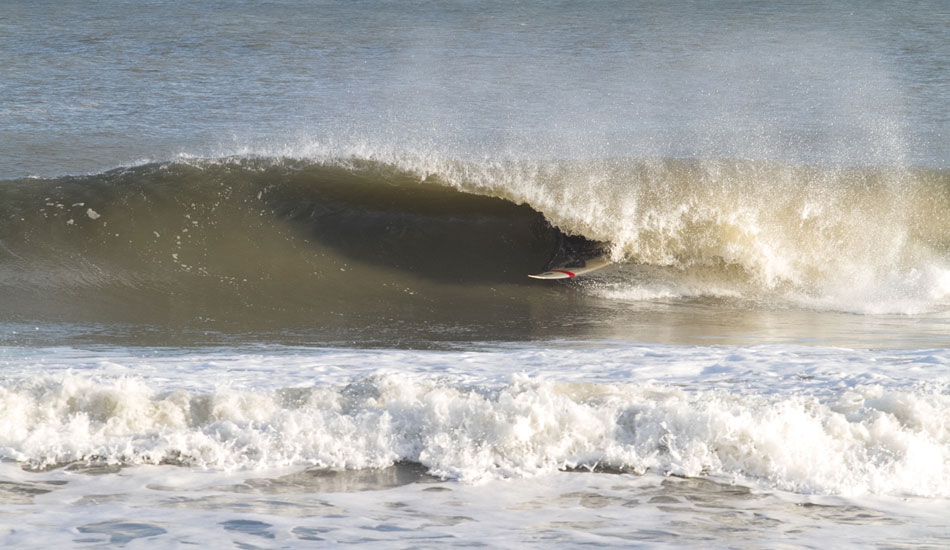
[551,270,576,278]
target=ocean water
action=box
[2,1,949,548]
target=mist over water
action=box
[2,1,948,178]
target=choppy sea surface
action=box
[2,1,949,548]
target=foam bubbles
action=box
[2,345,949,497]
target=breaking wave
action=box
[3,367,949,497]
[0,155,948,328]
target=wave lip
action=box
[434,156,950,314]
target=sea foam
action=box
[2,345,948,497]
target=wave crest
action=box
[1,155,948,323]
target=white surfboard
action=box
[528,256,611,280]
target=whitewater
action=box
[2,344,950,547]
[2,0,950,548]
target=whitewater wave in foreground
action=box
[2,155,948,324]
[2,345,949,498]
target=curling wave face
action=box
[0,155,948,336]
[430,156,950,314]
[0,158,570,334]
